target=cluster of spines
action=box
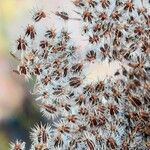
[10,0,150,150]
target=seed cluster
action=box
[10,0,150,150]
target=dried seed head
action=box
[11,0,150,149]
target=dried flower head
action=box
[10,0,150,149]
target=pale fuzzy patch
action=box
[10,140,26,150]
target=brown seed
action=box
[93,24,102,32]
[45,29,56,39]
[71,63,83,73]
[75,95,86,105]
[67,115,77,123]
[69,77,82,88]
[97,104,106,114]
[40,40,49,49]
[137,7,147,15]
[34,64,41,75]
[19,65,28,75]
[100,0,110,8]
[53,86,65,95]
[73,0,85,7]
[79,107,88,115]
[99,12,108,20]
[95,81,105,92]
[128,94,142,107]
[86,139,95,150]
[33,10,46,22]
[134,26,144,35]
[55,11,69,20]
[108,104,118,115]
[87,0,97,8]
[139,111,149,121]
[127,112,138,120]
[83,84,95,95]
[124,0,134,12]
[146,141,150,149]
[98,116,106,126]
[76,125,86,132]
[106,137,117,149]
[61,30,71,41]
[42,75,51,85]
[25,25,36,39]
[111,11,121,20]
[54,136,63,148]
[86,50,96,61]
[14,144,21,150]
[43,104,57,114]
[82,10,93,23]
[17,37,27,51]
[63,67,68,77]
[89,95,99,104]
[38,128,48,143]
[89,34,99,44]
[144,123,150,135]
[34,143,48,150]
[57,124,70,133]
[89,116,98,127]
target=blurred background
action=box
[0,0,120,149]
[0,0,44,149]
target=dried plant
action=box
[10,0,150,149]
